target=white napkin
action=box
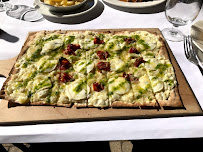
[191,20,203,64]
[191,20,203,43]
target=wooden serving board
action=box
[0,28,202,125]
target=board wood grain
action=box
[0,28,202,125]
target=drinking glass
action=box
[162,0,202,42]
[0,0,43,22]
[0,0,5,12]
[0,0,13,12]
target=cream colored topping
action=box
[110,58,125,72]
[41,39,63,54]
[7,31,177,106]
[88,90,108,107]
[65,79,89,101]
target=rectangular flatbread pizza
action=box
[2,30,183,108]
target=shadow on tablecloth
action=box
[0,29,19,43]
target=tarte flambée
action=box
[4,30,182,108]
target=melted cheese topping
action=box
[86,60,94,73]
[139,75,150,89]
[37,56,58,73]
[88,90,108,107]
[6,30,177,107]
[31,75,52,93]
[108,77,131,103]
[16,65,37,81]
[110,58,125,73]
[65,79,89,101]
[41,39,63,54]
[109,77,130,95]
[31,89,49,103]
[10,91,29,104]
[145,58,176,98]
[74,60,86,74]
[105,38,126,52]
[80,38,96,50]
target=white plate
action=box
[34,0,98,23]
[102,0,165,8]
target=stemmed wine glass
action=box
[0,0,43,22]
[0,0,12,12]
[0,0,5,12]
[162,0,202,42]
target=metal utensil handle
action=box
[197,64,203,75]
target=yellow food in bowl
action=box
[44,0,84,7]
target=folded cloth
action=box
[191,20,203,65]
[191,20,203,44]
[6,5,43,22]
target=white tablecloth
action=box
[0,0,203,143]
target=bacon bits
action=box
[96,51,109,60]
[64,44,81,55]
[123,72,139,82]
[59,57,71,70]
[94,37,104,44]
[60,73,74,83]
[93,82,104,92]
[122,72,132,81]
[57,57,74,83]
[97,62,110,71]
[129,47,139,54]
[134,57,145,67]
[124,38,136,44]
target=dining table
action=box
[0,0,203,143]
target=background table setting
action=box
[0,0,203,143]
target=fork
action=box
[184,35,203,75]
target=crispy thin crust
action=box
[157,87,183,108]
[31,101,72,107]
[158,39,170,59]
[111,99,159,108]
[73,100,88,108]
[7,100,72,108]
[111,101,140,108]
[57,93,87,108]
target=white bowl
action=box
[103,0,166,8]
[39,0,87,12]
